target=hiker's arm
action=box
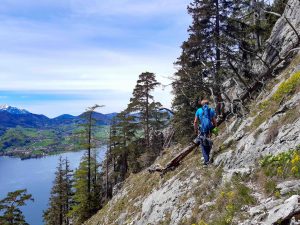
[212,117,217,128]
[194,116,199,134]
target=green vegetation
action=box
[102,71,166,205]
[263,179,278,196]
[0,189,34,225]
[0,125,109,158]
[43,157,73,225]
[45,107,105,225]
[260,146,300,179]
[85,171,161,225]
[68,106,104,225]
[254,145,300,197]
[197,176,256,225]
[251,71,300,129]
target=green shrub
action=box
[251,71,300,129]
[272,71,300,102]
[260,145,300,179]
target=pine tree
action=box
[172,0,227,141]
[172,0,265,141]
[172,0,282,142]
[43,157,73,225]
[80,105,102,203]
[69,153,101,224]
[110,110,138,180]
[128,72,161,147]
[70,156,90,224]
[0,189,33,225]
[69,105,103,224]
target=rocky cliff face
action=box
[85,54,300,225]
[256,0,300,75]
[84,1,300,224]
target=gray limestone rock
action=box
[242,196,300,224]
[222,167,252,183]
[264,195,300,224]
[136,174,196,225]
[214,85,300,172]
[260,0,300,73]
[277,180,300,195]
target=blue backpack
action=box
[199,105,213,133]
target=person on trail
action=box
[194,99,217,166]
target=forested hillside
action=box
[0,108,113,158]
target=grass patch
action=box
[196,176,256,225]
[280,106,300,125]
[31,139,56,147]
[85,170,161,225]
[250,71,300,130]
[264,106,299,144]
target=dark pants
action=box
[194,132,212,164]
[201,142,211,163]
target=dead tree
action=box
[148,142,198,176]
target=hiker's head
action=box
[201,99,209,106]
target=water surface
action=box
[0,148,106,225]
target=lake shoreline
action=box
[0,147,106,160]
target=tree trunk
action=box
[146,81,150,147]
[215,0,221,82]
[252,0,261,49]
[106,128,111,200]
[148,142,198,175]
[87,111,92,211]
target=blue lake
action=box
[0,147,106,225]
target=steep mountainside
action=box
[85,53,300,225]
[84,1,300,223]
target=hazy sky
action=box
[0,0,191,117]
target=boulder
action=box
[277,180,300,195]
[264,195,300,224]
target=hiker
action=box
[194,99,217,166]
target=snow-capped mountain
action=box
[0,104,30,115]
[0,105,117,129]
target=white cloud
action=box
[0,0,191,114]
[0,47,178,92]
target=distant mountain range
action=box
[0,104,117,130]
[0,105,171,158]
[0,105,116,158]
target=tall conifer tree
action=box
[43,157,73,225]
[128,72,161,147]
[69,105,103,224]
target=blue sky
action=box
[0,0,191,117]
